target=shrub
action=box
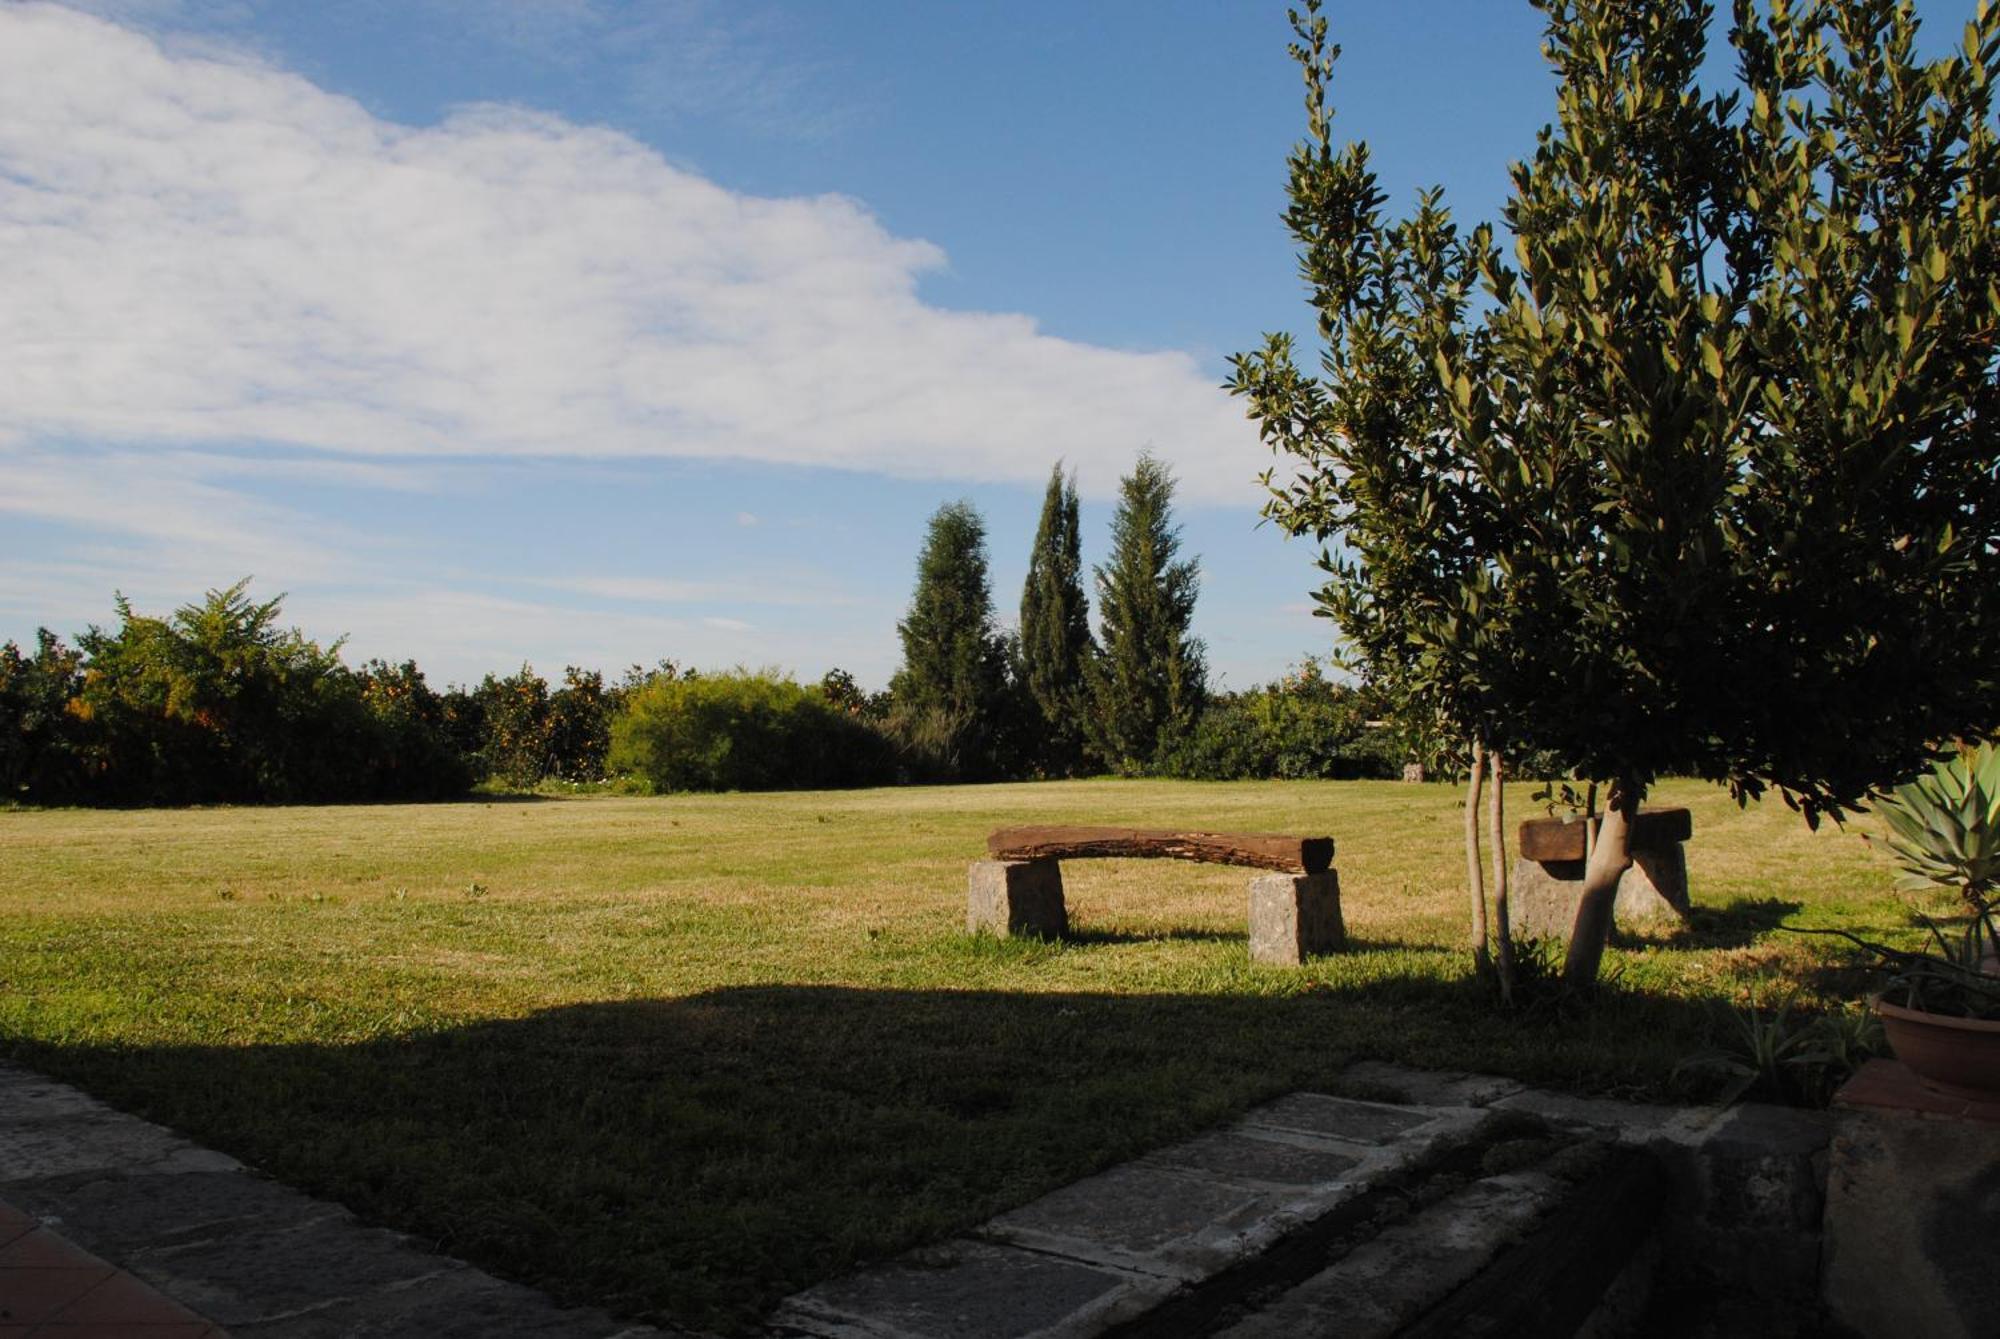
[1156,661,1399,780]
[608,669,894,793]
[0,631,89,803]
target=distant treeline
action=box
[0,584,1399,807]
[0,579,1408,807]
[2,457,1412,805]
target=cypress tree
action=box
[1088,455,1205,773]
[1018,464,1095,774]
[889,501,1014,778]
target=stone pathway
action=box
[768,1083,1515,1339]
[769,1061,1832,1339]
[0,1057,1835,1339]
[0,1064,668,1338]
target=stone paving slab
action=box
[0,1064,670,1339]
[766,1239,1173,1339]
[983,1161,1287,1282]
[1335,1060,1529,1109]
[1140,1128,1361,1189]
[775,1089,1496,1338]
[1211,1168,1573,1339]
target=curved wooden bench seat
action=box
[970,825,1343,965]
[986,825,1334,874]
[1516,808,1692,863]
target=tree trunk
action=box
[1487,748,1516,1005]
[1561,779,1642,990]
[1465,741,1490,973]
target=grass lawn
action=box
[0,778,1934,1332]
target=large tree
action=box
[1089,455,1207,772]
[1232,0,2000,987]
[1019,464,1097,774]
[890,500,1015,778]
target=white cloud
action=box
[0,4,1261,504]
[536,575,851,607]
[735,511,760,527]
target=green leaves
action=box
[1233,0,2000,827]
[1874,743,2000,911]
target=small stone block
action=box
[1822,1101,2000,1339]
[966,859,1066,938]
[1247,871,1344,965]
[1510,844,1689,941]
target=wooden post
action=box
[1466,741,1490,972]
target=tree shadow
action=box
[3,979,1732,1337]
[1062,926,1242,946]
[1616,897,1805,950]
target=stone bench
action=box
[967,826,1343,965]
[1512,808,1693,939]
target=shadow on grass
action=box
[1609,897,1804,950]
[6,978,1733,1336]
[1058,927,1443,955]
[1062,926,1242,945]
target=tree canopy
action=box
[1231,0,2000,984]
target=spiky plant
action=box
[1875,743,2000,918]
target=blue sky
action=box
[0,1,1973,690]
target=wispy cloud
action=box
[0,4,1259,506]
[535,575,853,607]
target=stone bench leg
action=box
[1248,871,1344,965]
[967,859,1067,938]
[1512,841,1691,940]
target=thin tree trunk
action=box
[1465,740,1490,973]
[1561,778,1642,990]
[1487,748,1516,1005]
[1583,779,1598,863]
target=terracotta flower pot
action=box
[1875,997,2000,1099]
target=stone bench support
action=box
[1248,871,1345,965]
[967,859,1068,939]
[1510,808,1693,940]
[1512,842,1690,940]
[966,860,1345,965]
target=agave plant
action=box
[1873,742,2000,917]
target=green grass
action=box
[0,778,1937,1331]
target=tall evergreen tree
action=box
[1088,455,1206,772]
[889,501,1014,778]
[1018,464,1095,774]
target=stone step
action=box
[1207,1145,1650,1339]
[766,1092,1505,1339]
[767,1064,1833,1339]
